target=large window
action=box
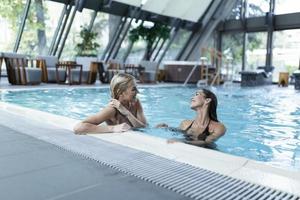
[227,0,243,20]
[245,32,267,70]
[160,29,192,63]
[248,0,269,18]
[114,18,135,63]
[17,1,65,56]
[92,13,109,59]
[273,29,300,82]
[60,8,95,60]
[222,33,243,81]
[227,0,270,19]
[275,0,300,15]
[0,0,28,53]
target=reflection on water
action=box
[1,85,300,171]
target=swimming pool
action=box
[1,85,300,171]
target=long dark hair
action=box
[202,88,219,122]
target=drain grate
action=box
[94,152,299,200]
[25,135,300,200]
[3,119,298,200]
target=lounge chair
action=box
[55,61,83,85]
[70,57,98,84]
[106,59,125,82]
[3,52,42,85]
[36,55,67,83]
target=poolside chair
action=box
[107,59,123,71]
[3,52,42,85]
[55,61,83,85]
[106,59,125,82]
[36,55,67,83]
[139,60,159,83]
[69,57,98,84]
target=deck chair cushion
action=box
[37,55,66,82]
[75,57,98,84]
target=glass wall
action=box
[227,0,270,20]
[114,19,134,63]
[117,19,146,64]
[245,32,267,70]
[273,29,300,81]
[0,0,28,53]
[222,33,243,81]
[275,0,300,15]
[227,0,243,20]
[92,13,109,59]
[248,0,269,17]
[160,28,191,63]
[60,8,95,60]
[17,1,65,56]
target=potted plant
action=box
[129,22,170,60]
[76,25,100,57]
[75,25,100,71]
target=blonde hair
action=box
[110,73,135,99]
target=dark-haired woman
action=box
[157,89,226,147]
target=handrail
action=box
[183,47,231,86]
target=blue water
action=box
[1,85,300,171]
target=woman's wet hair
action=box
[201,88,219,122]
[110,73,135,99]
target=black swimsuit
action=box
[184,120,211,141]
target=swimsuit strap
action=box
[184,120,194,132]
[186,119,211,136]
[203,119,211,136]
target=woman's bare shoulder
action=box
[210,121,226,136]
[180,119,193,131]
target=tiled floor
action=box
[0,123,190,200]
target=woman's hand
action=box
[111,123,131,132]
[109,99,130,116]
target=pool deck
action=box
[0,80,300,198]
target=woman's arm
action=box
[183,140,206,146]
[110,99,147,128]
[156,120,191,132]
[204,123,226,144]
[73,106,131,134]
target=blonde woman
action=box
[74,73,147,134]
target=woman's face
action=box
[190,90,207,110]
[121,81,138,102]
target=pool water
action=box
[1,85,300,171]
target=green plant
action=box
[76,25,100,57]
[129,22,170,60]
